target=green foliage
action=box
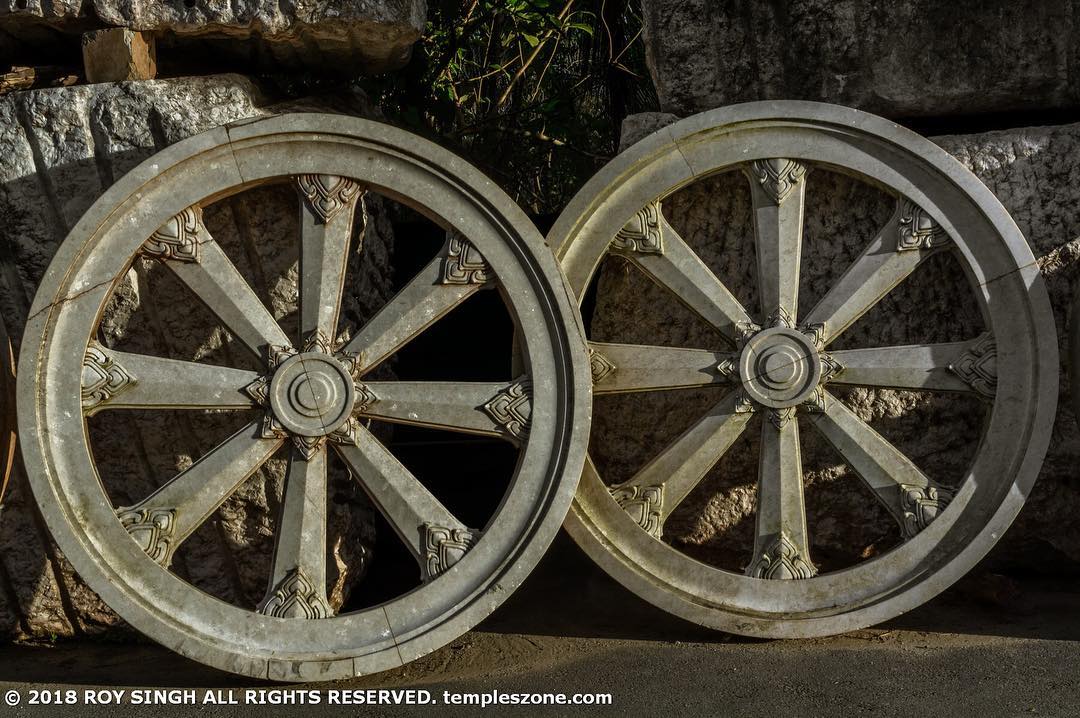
[363,0,657,215]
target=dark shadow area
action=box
[473,529,747,644]
[478,527,1080,644]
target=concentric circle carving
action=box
[739,326,821,409]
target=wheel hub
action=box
[738,327,821,408]
[268,352,355,437]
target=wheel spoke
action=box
[359,379,531,444]
[610,390,753,535]
[801,203,949,347]
[115,421,284,567]
[747,159,806,326]
[342,235,493,374]
[611,203,753,344]
[258,445,331,619]
[589,341,736,394]
[828,337,993,394]
[81,343,260,415]
[298,175,362,344]
[145,207,291,359]
[747,415,815,579]
[806,390,954,539]
[335,426,476,579]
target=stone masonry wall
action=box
[0,1,426,73]
[641,0,1080,119]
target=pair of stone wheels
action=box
[16,103,1056,680]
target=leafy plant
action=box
[364,0,657,216]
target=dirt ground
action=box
[3,533,1080,717]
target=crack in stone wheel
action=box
[548,102,1057,637]
[18,114,590,680]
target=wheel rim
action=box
[548,102,1057,637]
[18,114,590,680]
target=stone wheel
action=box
[548,102,1056,637]
[18,114,590,680]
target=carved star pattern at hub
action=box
[244,341,379,459]
[727,321,847,423]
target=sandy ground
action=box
[2,534,1080,717]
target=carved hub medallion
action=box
[738,327,822,409]
[267,352,356,437]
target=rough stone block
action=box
[0,1,83,21]
[82,28,156,83]
[0,0,425,74]
[0,75,391,639]
[592,114,1080,573]
[641,0,1080,118]
[94,0,426,73]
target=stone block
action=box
[641,0,1080,118]
[0,0,425,74]
[93,0,426,73]
[82,28,156,83]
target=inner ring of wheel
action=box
[18,115,590,680]
[740,327,820,408]
[270,353,354,436]
[548,101,1056,637]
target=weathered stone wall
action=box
[0,0,425,73]
[0,75,393,639]
[595,6,1080,574]
[640,0,1080,119]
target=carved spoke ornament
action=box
[548,102,1056,640]
[18,115,590,681]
